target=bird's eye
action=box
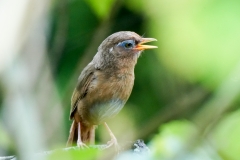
[124,42,133,48]
[117,40,135,49]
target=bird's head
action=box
[94,31,157,69]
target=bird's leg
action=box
[77,122,89,149]
[89,126,95,145]
[104,122,119,150]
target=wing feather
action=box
[69,63,95,119]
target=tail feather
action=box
[66,120,95,146]
[66,120,77,147]
[81,123,95,145]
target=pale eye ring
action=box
[117,40,135,49]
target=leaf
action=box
[85,0,115,19]
[46,148,100,160]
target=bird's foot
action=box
[106,137,120,151]
[77,140,89,149]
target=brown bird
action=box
[66,31,157,149]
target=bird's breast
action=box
[93,69,135,101]
[83,70,134,125]
[89,98,125,124]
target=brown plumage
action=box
[66,31,157,148]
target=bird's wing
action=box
[69,63,96,119]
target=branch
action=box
[0,139,149,160]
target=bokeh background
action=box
[1,0,240,159]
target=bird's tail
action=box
[66,120,95,147]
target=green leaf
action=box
[46,148,100,160]
[85,0,115,19]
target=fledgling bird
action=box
[66,31,157,149]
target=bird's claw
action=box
[77,140,89,149]
[106,137,120,151]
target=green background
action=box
[1,0,240,159]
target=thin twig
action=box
[137,88,208,139]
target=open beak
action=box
[135,38,158,50]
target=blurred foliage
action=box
[147,0,240,89]
[49,0,98,95]
[1,0,240,159]
[0,123,12,155]
[150,120,221,160]
[46,148,100,160]
[85,0,115,19]
[213,110,240,160]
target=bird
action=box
[66,31,157,149]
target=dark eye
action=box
[117,40,135,49]
[125,42,133,48]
